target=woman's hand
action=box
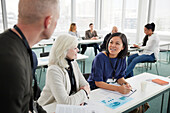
[125,82,132,89]
[80,102,84,106]
[80,85,90,94]
[117,85,132,94]
[133,44,140,48]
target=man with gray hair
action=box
[100,26,118,51]
[0,0,60,112]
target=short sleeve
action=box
[91,55,104,81]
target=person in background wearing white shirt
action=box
[68,23,87,54]
[125,23,160,78]
[38,34,90,106]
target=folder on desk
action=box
[152,79,169,85]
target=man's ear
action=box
[44,16,52,29]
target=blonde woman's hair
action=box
[49,34,78,69]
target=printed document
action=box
[55,104,105,113]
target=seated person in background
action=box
[38,34,90,106]
[88,32,132,94]
[125,22,160,78]
[133,30,149,48]
[68,23,81,39]
[84,23,101,56]
[100,26,118,51]
[69,23,87,54]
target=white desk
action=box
[78,39,103,53]
[159,41,170,63]
[37,54,89,73]
[89,73,170,113]
[32,44,46,53]
[32,40,54,52]
[78,39,103,45]
[42,73,170,113]
[32,39,103,55]
[128,47,139,52]
[159,41,170,47]
[33,39,103,49]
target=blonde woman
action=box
[38,34,90,106]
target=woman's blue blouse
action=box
[88,52,126,87]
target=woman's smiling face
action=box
[108,36,124,58]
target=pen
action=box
[131,89,137,93]
[84,102,88,106]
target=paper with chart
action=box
[101,96,133,109]
[55,104,105,113]
[97,89,133,109]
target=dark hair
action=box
[69,23,76,31]
[145,22,155,32]
[142,35,148,46]
[106,32,128,59]
[89,23,93,26]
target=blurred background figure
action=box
[125,22,160,78]
[69,23,81,39]
[84,23,101,56]
[68,23,87,54]
[100,26,118,51]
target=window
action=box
[6,0,19,29]
[0,1,4,32]
[54,0,71,33]
[76,0,95,31]
[101,0,123,31]
[124,0,138,32]
[154,0,170,32]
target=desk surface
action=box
[159,41,170,47]
[42,73,170,113]
[128,41,170,52]
[89,73,170,113]
[33,39,104,48]
[37,54,89,67]
[32,44,46,49]
[78,39,103,44]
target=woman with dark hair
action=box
[88,32,132,94]
[125,22,160,78]
[134,23,155,48]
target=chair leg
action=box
[39,68,42,84]
[155,63,159,75]
[150,63,152,70]
[146,63,148,71]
